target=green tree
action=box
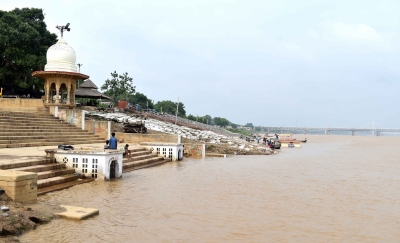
[213,117,230,127]
[154,100,186,117]
[244,123,254,128]
[0,8,57,88]
[187,114,196,121]
[101,71,136,102]
[128,92,154,109]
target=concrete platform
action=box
[54,205,99,220]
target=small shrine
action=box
[32,23,88,108]
[54,149,124,180]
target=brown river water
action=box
[20,135,400,242]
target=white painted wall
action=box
[55,150,123,180]
[140,143,184,161]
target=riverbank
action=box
[0,194,60,243]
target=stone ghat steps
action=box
[0,110,105,149]
[123,158,169,172]
[37,168,76,180]
[0,135,104,144]
[0,122,83,131]
[10,163,67,173]
[0,158,55,170]
[0,114,54,119]
[0,114,69,119]
[123,155,169,172]
[0,157,88,194]
[129,153,164,161]
[2,156,91,194]
[121,147,169,172]
[0,110,51,116]
[0,130,94,135]
[0,139,104,148]
[38,174,80,189]
[0,121,77,126]
[0,136,104,143]
[37,178,94,196]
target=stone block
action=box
[0,170,37,203]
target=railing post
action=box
[108,121,111,140]
[81,110,85,130]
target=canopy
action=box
[75,89,113,100]
[75,79,113,100]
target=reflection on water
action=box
[20,135,400,242]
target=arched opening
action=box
[110,160,117,179]
[60,83,67,104]
[49,83,56,103]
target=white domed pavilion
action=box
[32,26,88,108]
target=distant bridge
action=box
[262,126,400,136]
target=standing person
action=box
[109,132,118,150]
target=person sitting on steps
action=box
[124,144,132,158]
[104,140,110,149]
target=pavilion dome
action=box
[44,37,77,72]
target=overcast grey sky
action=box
[4,0,400,128]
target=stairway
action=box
[0,157,93,195]
[123,147,169,172]
[0,108,104,148]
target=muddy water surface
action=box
[20,135,400,242]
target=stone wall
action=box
[48,107,113,140]
[115,133,178,144]
[184,143,205,158]
[85,121,112,140]
[49,106,83,128]
[0,171,37,203]
[0,98,43,109]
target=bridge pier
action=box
[377,131,380,136]
[351,131,355,136]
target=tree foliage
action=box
[186,114,196,121]
[213,117,230,127]
[0,8,57,88]
[244,123,254,128]
[101,71,136,102]
[128,92,154,109]
[154,100,186,117]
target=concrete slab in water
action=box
[55,205,99,220]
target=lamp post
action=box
[175,97,179,125]
[77,63,83,72]
[77,63,83,89]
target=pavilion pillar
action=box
[45,81,51,105]
[66,87,71,105]
[55,83,60,104]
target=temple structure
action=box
[32,28,88,108]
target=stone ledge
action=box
[0,170,37,181]
[55,205,99,220]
